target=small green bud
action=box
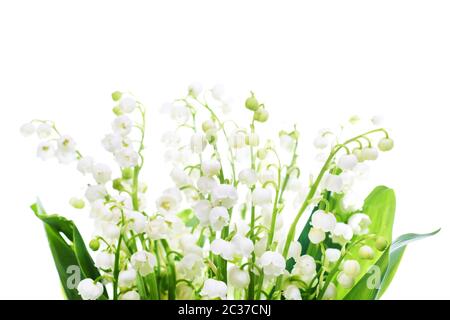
[112,105,123,116]
[202,119,215,133]
[349,115,360,125]
[375,236,389,251]
[112,91,122,102]
[289,130,300,140]
[378,138,394,152]
[69,197,85,209]
[245,94,259,111]
[89,238,100,251]
[113,178,125,192]
[358,245,375,260]
[205,129,218,144]
[122,167,133,180]
[257,148,267,160]
[254,107,269,123]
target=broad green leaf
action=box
[344,229,440,300]
[336,186,396,299]
[31,200,107,300]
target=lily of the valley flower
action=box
[77,279,104,300]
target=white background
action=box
[0,0,449,299]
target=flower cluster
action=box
[23,85,398,300]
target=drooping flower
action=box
[251,187,272,206]
[342,260,361,277]
[115,147,139,168]
[85,185,107,202]
[283,285,302,300]
[311,210,336,232]
[95,251,114,270]
[292,255,316,283]
[258,251,286,277]
[201,160,221,177]
[337,154,358,170]
[322,283,337,300]
[348,213,371,235]
[228,266,250,289]
[331,222,354,246]
[118,269,137,288]
[211,184,238,208]
[131,251,157,276]
[190,132,207,154]
[209,206,230,232]
[120,290,140,300]
[77,279,104,300]
[193,200,212,226]
[322,173,344,193]
[325,248,341,263]
[238,168,258,186]
[20,122,36,137]
[200,279,227,300]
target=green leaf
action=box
[31,200,107,300]
[336,186,396,299]
[344,229,440,300]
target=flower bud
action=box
[112,91,122,102]
[375,236,388,251]
[257,148,267,160]
[112,106,123,116]
[122,167,133,180]
[254,108,269,123]
[205,129,218,144]
[337,272,354,289]
[113,178,125,192]
[245,94,259,111]
[70,197,85,209]
[358,245,375,260]
[378,138,394,152]
[89,238,100,251]
[342,260,360,277]
[245,133,260,147]
[202,119,215,132]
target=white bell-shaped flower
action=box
[193,200,212,226]
[337,154,358,170]
[283,285,302,300]
[131,251,157,276]
[228,266,250,289]
[197,176,218,194]
[251,187,273,206]
[230,234,254,259]
[85,185,107,203]
[95,251,114,270]
[200,279,227,300]
[238,168,257,186]
[337,272,355,289]
[308,227,326,244]
[361,147,378,161]
[170,166,192,187]
[118,269,137,288]
[20,122,36,137]
[120,290,140,300]
[210,239,234,261]
[348,213,371,235]
[190,132,207,154]
[201,160,221,177]
[322,283,337,300]
[211,184,238,208]
[209,206,230,232]
[258,251,286,277]
[322,173,344,193]
[77,278,103,300]
[325,248,341,263]
[37,123,53,139]
[331,222,354,246]
[311,210,337,232]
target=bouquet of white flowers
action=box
[21,85,438,300]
